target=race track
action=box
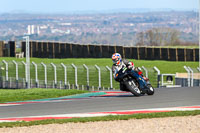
[0,87,200,121]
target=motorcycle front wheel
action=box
[124,79,141,96]
[146,84,155,95]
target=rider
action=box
[111,53,148,91]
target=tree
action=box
[136,32,144,46]
[143,28,180,46]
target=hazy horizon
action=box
[0,8,198,15]
[0,0,198,14]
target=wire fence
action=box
[0,60,159,90]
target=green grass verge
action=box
[1,110,200,128]
[0,88,88,103]
[0,57,198,74]
[0,57,198,89]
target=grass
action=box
[0,57,199,89]
[0,57,198,73]
[0,88,88,103]
[0,110,200,128]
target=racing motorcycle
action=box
[113,64,154,96]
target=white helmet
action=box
[112,53,122,65]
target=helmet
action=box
[112,53,122,65]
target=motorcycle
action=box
[114,64,154,96]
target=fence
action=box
[156,66,200,88]
[0,41,16,57]
[0,60,199,90]
[0,60,159,90]
[20,41,199,61]
[0,40,199,62]
[174,67,200,87]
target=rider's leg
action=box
[131,71,147,89]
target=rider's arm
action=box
[123,59,134,70]
[112,65,116,78]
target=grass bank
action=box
[0,57,198,73]
[0,88,88,103]
[0,110,200,128]
[0,57,198,89]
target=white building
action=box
[31,25,34,34]
[27,25,31,35]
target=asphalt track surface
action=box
[0,87,200,119]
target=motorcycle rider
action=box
[111,53,148,91]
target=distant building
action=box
[37,26,40,35]
[27,25,35,35]
[31,25,34,34]
[27,25,31,35]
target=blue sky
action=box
[0,0,198,13]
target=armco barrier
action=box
[175,78,200,87]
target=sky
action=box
[0,0,198,14]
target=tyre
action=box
[146,84,155,95]
[124,79,141,96]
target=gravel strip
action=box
[0,115,200,133]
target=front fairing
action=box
[130,70,147,88]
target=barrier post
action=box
[95,65,101,90]
[188,67,194,87]
[106,66,113,90]
[22,61,28,88]
[12,60,19,88]
[71,63,78,88]
[154,66,160,88]
[32,61,38,88]
[83,64,89,90]
[23,36,30,88]
[142,66,148,78]
[41,62,47,88]
[61,63,67,89]
[184,66,190,87]
[2,60,8,88]
[197,67,200,86]
[51,63,57,88]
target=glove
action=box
[127,65,133,69]
[127,62,134,70]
